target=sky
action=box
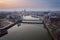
[0,0,60,11]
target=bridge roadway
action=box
[0,20,43,31]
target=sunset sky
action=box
[0,0,60,11]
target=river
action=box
[0,23,52,40]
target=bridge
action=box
[0,15,43,37]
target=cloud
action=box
[0,0,50,9]
[0,0,60,11]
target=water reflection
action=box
[0,23,52,40]
[23,16,40,20]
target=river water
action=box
[0,23,52,40]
